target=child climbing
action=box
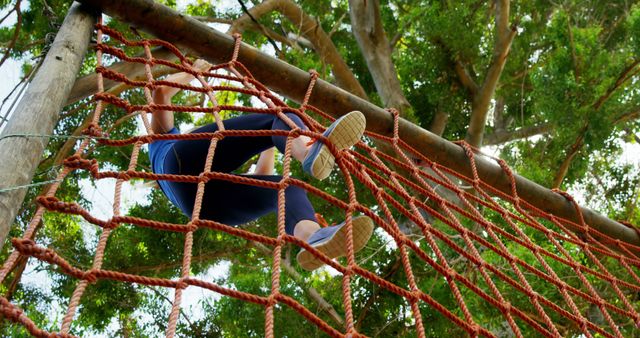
[148,59,374,271]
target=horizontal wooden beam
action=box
[75,0,640,251]
[66,47,178,105]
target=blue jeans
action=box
[157,113,316,235]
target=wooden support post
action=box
[75,0,640,250]
[0,3,96,249]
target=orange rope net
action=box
[1,21,640,338]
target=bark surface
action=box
[0,2,96,249]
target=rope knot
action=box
[11,238,35,253]
[83,123,104,138]
[144,82,157,91]
[267,294,278,307]
[36,196,59,209]
[445,268,456,279]
[288,128,302,139]
[411,290,421,302]
[83,269,98,284]
[139,135,153,144]
[63,155,96,171]
[579,318,589,330]
[176,278,188,290]
[198,173,210,183]
[42,249,56,261]
[375,187,384,198]
[187,221,199,232]
[117,171,131,180]
[104,218,119,229]
[470,324,481,336]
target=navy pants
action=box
[162,113,316,235]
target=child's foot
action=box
[297,215,374,271]
[302,111,366,180]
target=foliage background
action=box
[0,0,639,337]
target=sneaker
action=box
[297,215,374,271]
[302,111,366,180]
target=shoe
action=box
[302,111,366,180]
[297,215,374,271]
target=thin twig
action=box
[236,0,282,56]
[0,58,43,128]
[142,285,201,335]
[0,5,16,26]
[0,0,22,68]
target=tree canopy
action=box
[0,0,639,337]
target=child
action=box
[148,59,373,271]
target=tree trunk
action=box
[348,0,412,116]
[464,0,516,148]
[0,2,96,250]
[429,110,450,136]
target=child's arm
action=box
[151,59,211,134]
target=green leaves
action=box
[2,0,639,336]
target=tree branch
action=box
[191,16,233,24]
[143,285,202,335]
[613,108,640,125]
[483,122,552,145]
[252,242,344,326]
[553,59,639,188]
[593,59,640,110]
[0,0,22,69]
[236,0,282,56]
[0,58,42,128]
[229,0,368,99]
[389,9,425,51]
[465,0,517,147]
[552,124,587,189]
[454,60,479,96]
[625,128,640,144]
[354,256,402,331]
[348,0,412,115]
[566,16,580,81]
[429,110,450,136]
[121,245,249,275]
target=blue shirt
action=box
[148,127,182,210]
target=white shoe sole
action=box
[310,111,366,180]
[297,215,374,271]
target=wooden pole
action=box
[75,0,640,250]
[0,3,96,249]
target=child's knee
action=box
[282,111,307,130]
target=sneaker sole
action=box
[297,215,374,271]
[310,111,366,180]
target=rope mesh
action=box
[1,20,640,338]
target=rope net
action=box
[1,20,640,338]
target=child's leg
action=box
[163,113,318,234]
[173,113,310,175]
[167,174,316,236]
